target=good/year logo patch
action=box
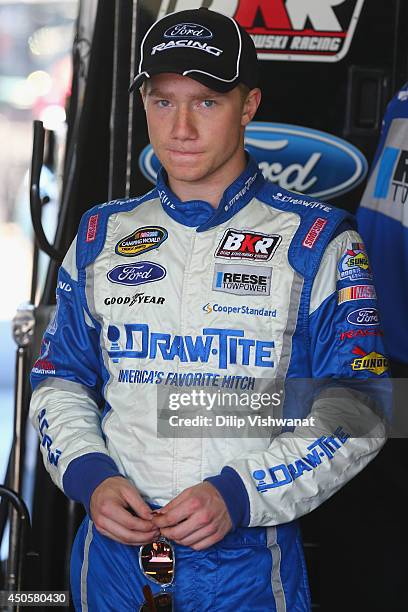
[215,229,281,261]
[213,264,272,296]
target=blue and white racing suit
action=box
[30,156,389,611]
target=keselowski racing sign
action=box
[155,0,366,62]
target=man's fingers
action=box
[175,525,218,548]
[101,504,157,533]
[122,487,154,521]
[154,490,198,528]
[160,518,216,544]
[95,515,159,546]
[159,487,191,514]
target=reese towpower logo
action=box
[153,0,366,62]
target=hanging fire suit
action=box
[30,155,388,611]
[357,81,408,364]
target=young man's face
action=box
[141,73,259,187]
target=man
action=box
[30,7,389,611]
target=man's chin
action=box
[165,164,210,184]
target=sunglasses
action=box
[139,537,174,612]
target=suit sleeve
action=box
[29,237,122,513]
[206,229,390,529]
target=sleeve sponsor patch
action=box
[338,285,376,304]
[337,242,373,282]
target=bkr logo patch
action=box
[215,229,281,261]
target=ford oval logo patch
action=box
[347,308,380,327]
[107,262,166,286]
[138,122,368,200]
[164,23,213,39]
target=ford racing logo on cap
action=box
[138,122,367,201]
[107,262,166,287]
[164,23,213,39]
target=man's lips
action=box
[167,149,203,156]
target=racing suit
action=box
[357,81,408,364]
[30,155,388,611]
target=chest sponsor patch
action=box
[338,285,376,304]
[107,262,166,287]
[351,347,389,375]
[302,217,328,248]
[215,229,281,261]
[86,214,99,242]
[213,264,272,296]
[104,294,165,306]
[115,226,168,257]
[338,243,372,281]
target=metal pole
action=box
[6,306,35,598]
[0,487,31,612]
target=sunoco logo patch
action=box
[155,0,365,63]
[338,243,372,282]
[351,347,388,376]
[115,226,168,257]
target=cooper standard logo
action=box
[155,0,365,63]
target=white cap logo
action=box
[164,23,213,39]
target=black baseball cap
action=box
[130,7,259,93]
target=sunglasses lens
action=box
[140,593,172,611]
[140,540,174,585]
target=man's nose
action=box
[171,107,197,140]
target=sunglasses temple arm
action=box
[142,584,158,612]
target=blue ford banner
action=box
[139,121,368,201]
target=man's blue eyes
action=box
[156,100,216,108]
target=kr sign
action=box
[155,0,365,62]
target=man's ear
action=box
[241,88,262,127]
[140,83,147,109]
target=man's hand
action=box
[151,482,232,550]
[90,476,160,545]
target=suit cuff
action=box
[205,466,250,529]
[62,452,122,514]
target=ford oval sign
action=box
[138,121,368,201]
[107,262,166,286]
